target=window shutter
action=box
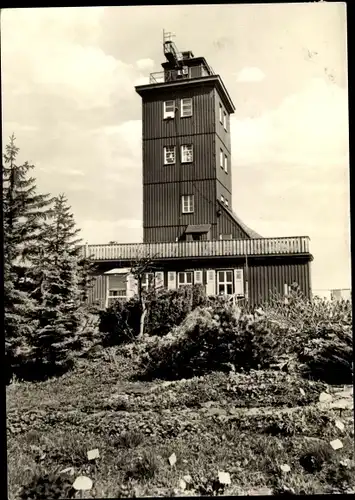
[126,274,138,298]
[234,268,244,296]
[206,269,216,296]
[167,271,176,290]
[194,270,203,285]
[155,271,164,290]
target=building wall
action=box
[142,85,215,140]
[215,135,232,195]
[216,207,250,239]
[213,88,231,151]
[88,256,312,308]
[143,134,215,184]
[143,180,217,242]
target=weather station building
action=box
[82,32,313,308]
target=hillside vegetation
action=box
[7,287,354,498]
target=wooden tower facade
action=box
[135,31,260,243]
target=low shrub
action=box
[98,285,208,345]
[140,301,290,380]
[261,286,353,384]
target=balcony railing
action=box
[149,64,214,84]
[80,236,310,262]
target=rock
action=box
[218,471,231,485]
[319,392,332,403]
[299,388,306,396]
[183,474,193,484]
[247,486,273,496]
[169,453,177,466]
[60,466,75,475]
[280,464,291,473]
[72,476,93,491]
[87,448,100,460]
[330,439,343,450]
[179,479,186,491]
[335,420,345,432]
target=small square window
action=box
[164,100,175,119]
[219,103,223,124]
[221,194,224,203]
[181,98,193,117]
[164,146,176,165]
[181,144,193,163]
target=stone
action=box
[169,453,177,466]
[280,464,291,473]
[72,476,93,491]
[319,392,332,403]
[87,448,100,460]
[179,479,186,491]
[299,388,306,396]
[218,471,231,485]
[247,486,273,496]
[335,420,345,432]
[183,474,193,484]
[330,439,343,450]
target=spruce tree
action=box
[29,194,95,375]
[2,134,53,378]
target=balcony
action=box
[149,64,215,84]
[80,236,311,262]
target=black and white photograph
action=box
[2,3,352,498]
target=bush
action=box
[98,285,209,345]
[140,301,289,380]
[261,285,353,384]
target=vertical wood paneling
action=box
[142,86,215,140]
[248,260,311,306]
[143,180,216,242]
[217,208,250,240]
[214,88,231,151]
[143,134,215,184]
[87,275,107,309]
[215,137,232,194]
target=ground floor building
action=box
[82,237,313,309]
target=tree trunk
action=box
[138,294,146,340]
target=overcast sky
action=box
[1,4,349,291]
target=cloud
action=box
[136,58,155,70]
[79,219,143,244]
[231,77,348,167]
[236,66,265,82]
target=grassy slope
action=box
[6,348,355,498]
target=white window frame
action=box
[164,100,175,119]
[141,272,155,291]
[220,149,224,168]
[223,111,227,130]
[219,103,223,124]
[225,198,229,207]
[217,270,234,296]
[181,144,193,163]
[178,271,193,287]
[164,146,176,165]
[221,194,224,203]
[181,97,193,117]
[181,194,194,214]
[224,154,228,173]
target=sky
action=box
[1,3,350,291]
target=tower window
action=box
[224,154,228,173]
[163,100,175,119]
[164,146,176,165]
[181,194,194,214]
[225,198,229,207]
[220,149,224,168]
[181,144,193,163]
[223,111,227,130]
[221,194,224,203]
[219,103,223,124]
[181,98,193,117]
